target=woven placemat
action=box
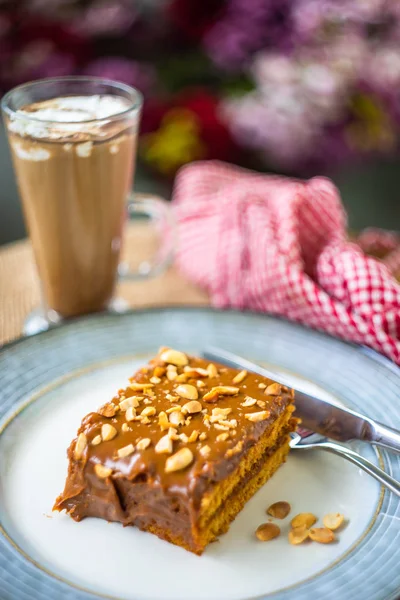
[0,222,208,346]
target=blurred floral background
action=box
[1,0,400,182]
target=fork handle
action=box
[319,441,400,498]
[369,421,400,454]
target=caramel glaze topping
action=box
[56,348,296,516]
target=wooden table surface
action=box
[0,222,208,346]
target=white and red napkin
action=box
[172,160,400,365]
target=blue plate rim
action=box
[1,305,398,377]
[0,307,399,600]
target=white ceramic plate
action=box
[0,308,399,600]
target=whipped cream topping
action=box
[11,142,50,161]
[8,95,134,140]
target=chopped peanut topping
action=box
[155,434,173,454]
[203,386,239,403]
[175,384,198,400]
[166,366,178,381]
[129,382,155,391]
[141,406,156,417]
[166,406,182,414]
[74,433,87,460]
[117,444,135,458]
[137,438,151,451]
[202,390,225,404]
[213,423,230,431]
[225,440,243,457]
[169,410,185,426]
[289,526,310,545]
[158,411,169,430]
[153,366,165,378]
[98,403,117,418]
[167,427,178,439]
[323,513,345,531]
[212,407,232,418]
[84,355,298,516]
[187,430,199,443]
[265,383,281,396]
[216,386,240,395]
[241,396,257,407]
[94,464,112,479]
[184,366,209,377]
[119,396,141,411]
[175,373,189,383]
[207,363,218,378]
[232,369,247,384]
[160,349,188,366]
[125,407,136,422]
[182,400,202,414]
[203,415,211,429]
[245,410,271,422]
[165,447,193,473]
[101,423,117,441]
[199,445,211,458]
[267,501,291,519]
[291,513,317,529]
[309,527,335,544]
[255,523,280,542]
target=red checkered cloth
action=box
[172,161,400,365]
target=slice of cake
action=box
[54,348,297,554]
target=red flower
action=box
[140,89,240,177]
[167,0,225,41]
[176,89,239,162]
[0,17,91,90]
[141,97,171,135]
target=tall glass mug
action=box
[2,77,174,334]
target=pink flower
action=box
[73,0,137,36]
[366,46,400,91]
[223,93,319,168]
[12,43,75,82]
[292,0,388,42]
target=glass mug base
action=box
[23,297,130,337]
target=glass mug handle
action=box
[118,192,175,280]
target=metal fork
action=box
[290,432,400,497]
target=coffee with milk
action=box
[5,95,137,317]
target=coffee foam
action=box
[8,95,134,140]
[12,142,50,161]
